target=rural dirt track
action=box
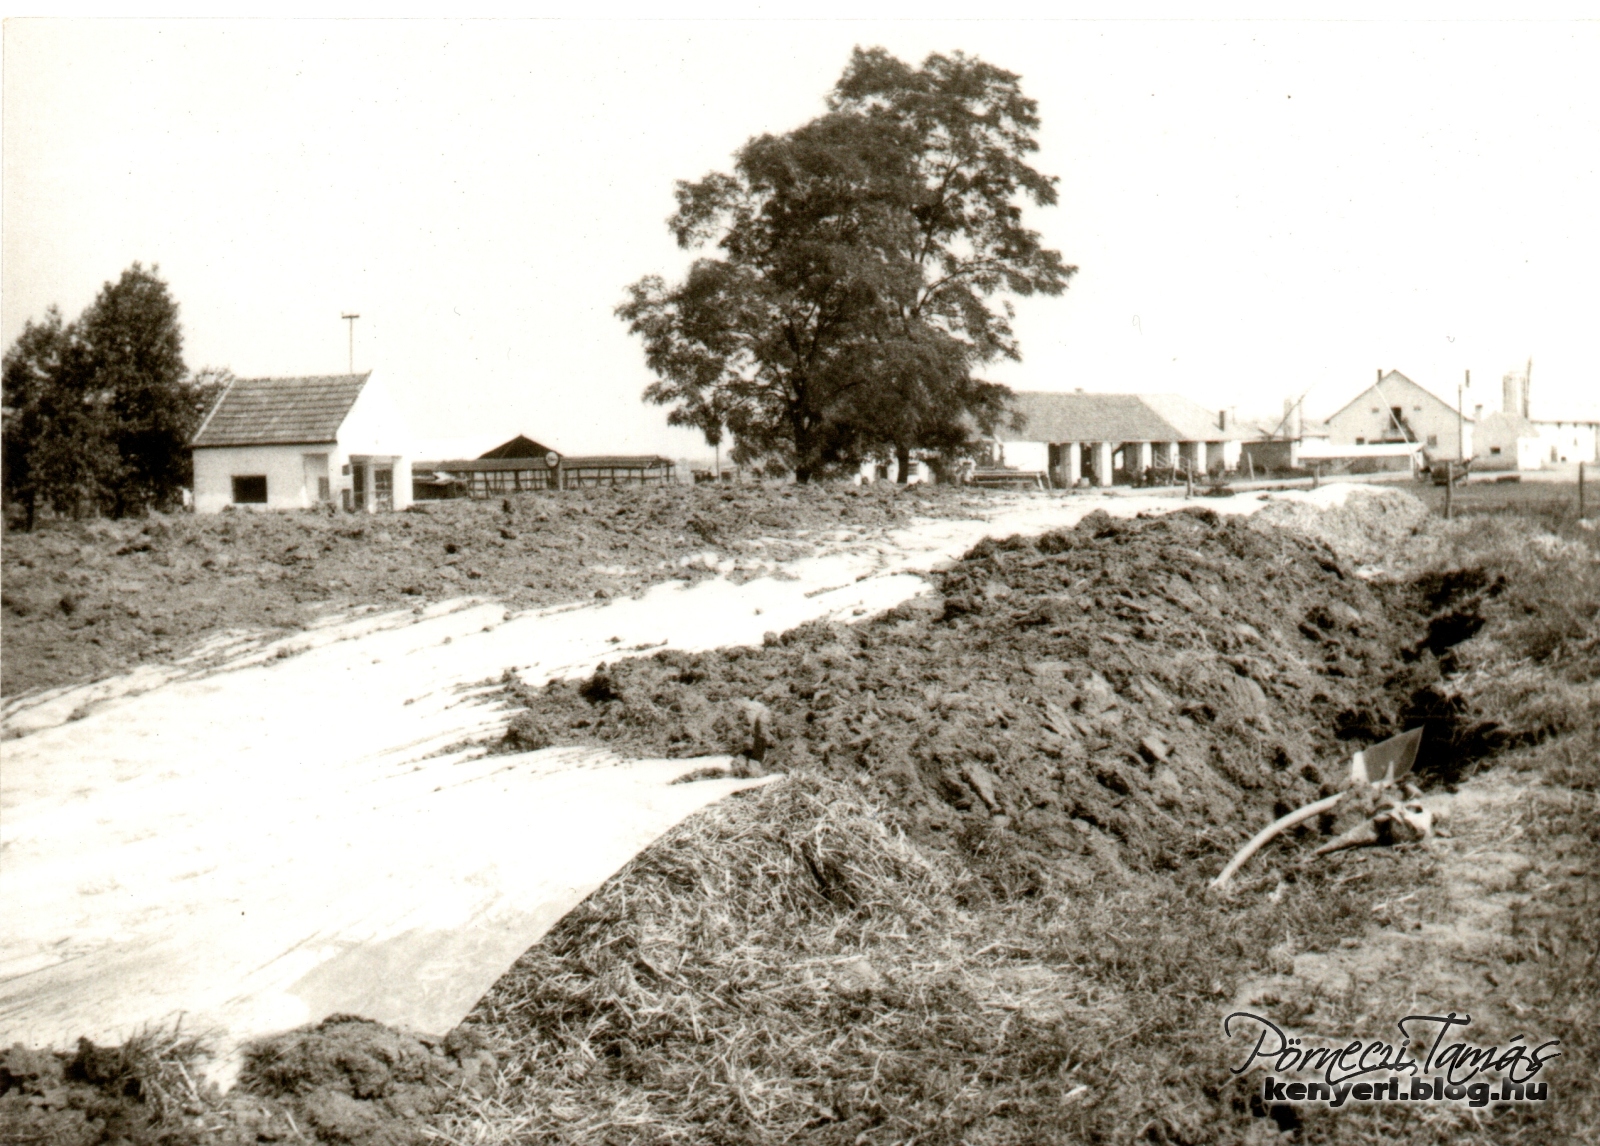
[0,486,1363,1076]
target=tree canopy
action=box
[3,264,220,526]
[619,47,1074,481]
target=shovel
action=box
[1349,726,1422,787]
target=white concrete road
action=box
[0,485,1358,1074]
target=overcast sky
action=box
[5,17,1597,459]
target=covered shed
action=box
[992,391,1243,487]
[413,436,675,499]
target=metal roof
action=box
[997,391,1229,444]
[190,373,370,448]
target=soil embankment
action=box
[498,499,1487,878]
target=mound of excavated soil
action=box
[1248,484,1431,571]
[0,1017,498,1146]
[502,504,1496,884]
[1,483,987,697]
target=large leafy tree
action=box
[619,47,1074,481]
[3,264,216,525]
[77,263,196,515]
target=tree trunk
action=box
[789,400,816,484]
[896,442,913,485]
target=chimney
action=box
[1503,372,1525,419]
[1219,408,1231,432]
[1377,368,1383,385]
[1282,396,1301,439]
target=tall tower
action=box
[1502,361,1531,419]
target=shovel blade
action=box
[1357,727,1424,785]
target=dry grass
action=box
[1426,514,1600,739]
[435,776,1411,1146]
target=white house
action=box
[991,391,1244,487]
[1469,366,1599,470]
[190,372,414,514]
[1531,420,1599,466]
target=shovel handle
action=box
[1210,792,1348,890]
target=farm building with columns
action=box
[989,391,1244,487]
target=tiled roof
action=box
[190,373,370,448]
[1140,393,1231,441]
[998,391,1228,444]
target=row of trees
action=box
[2,264,225,528]
[620,47,1074,481]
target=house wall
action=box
[334,374,414,511]
[194,444,333,513]
[996,440,1049,472]
[856,459,932,485]
[1241,440,1297,473]
[1533,421,1598,465]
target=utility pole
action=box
[341,313,360,374]
[1459,369,1469,461]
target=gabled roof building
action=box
[412,435,676,499]
[189,371,414,514]
[1323,370,1471,460]
[991,390,1242,487]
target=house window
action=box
[1427,434,1439,447]
[1355,437,1366,445]
[1370,407,1380,414]
[232,475,267,504]
[1490,447,1502,456]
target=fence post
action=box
[1580,461,1586,519]
[1444,462,1453,521]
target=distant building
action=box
[990,391,1243,487]
[1323,370,1471,460]
[1531,420,1599,465]
[1471,366,1598,469]
[413,435,675,499]
[189,372,413,514]
[1473,410,1543,471]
